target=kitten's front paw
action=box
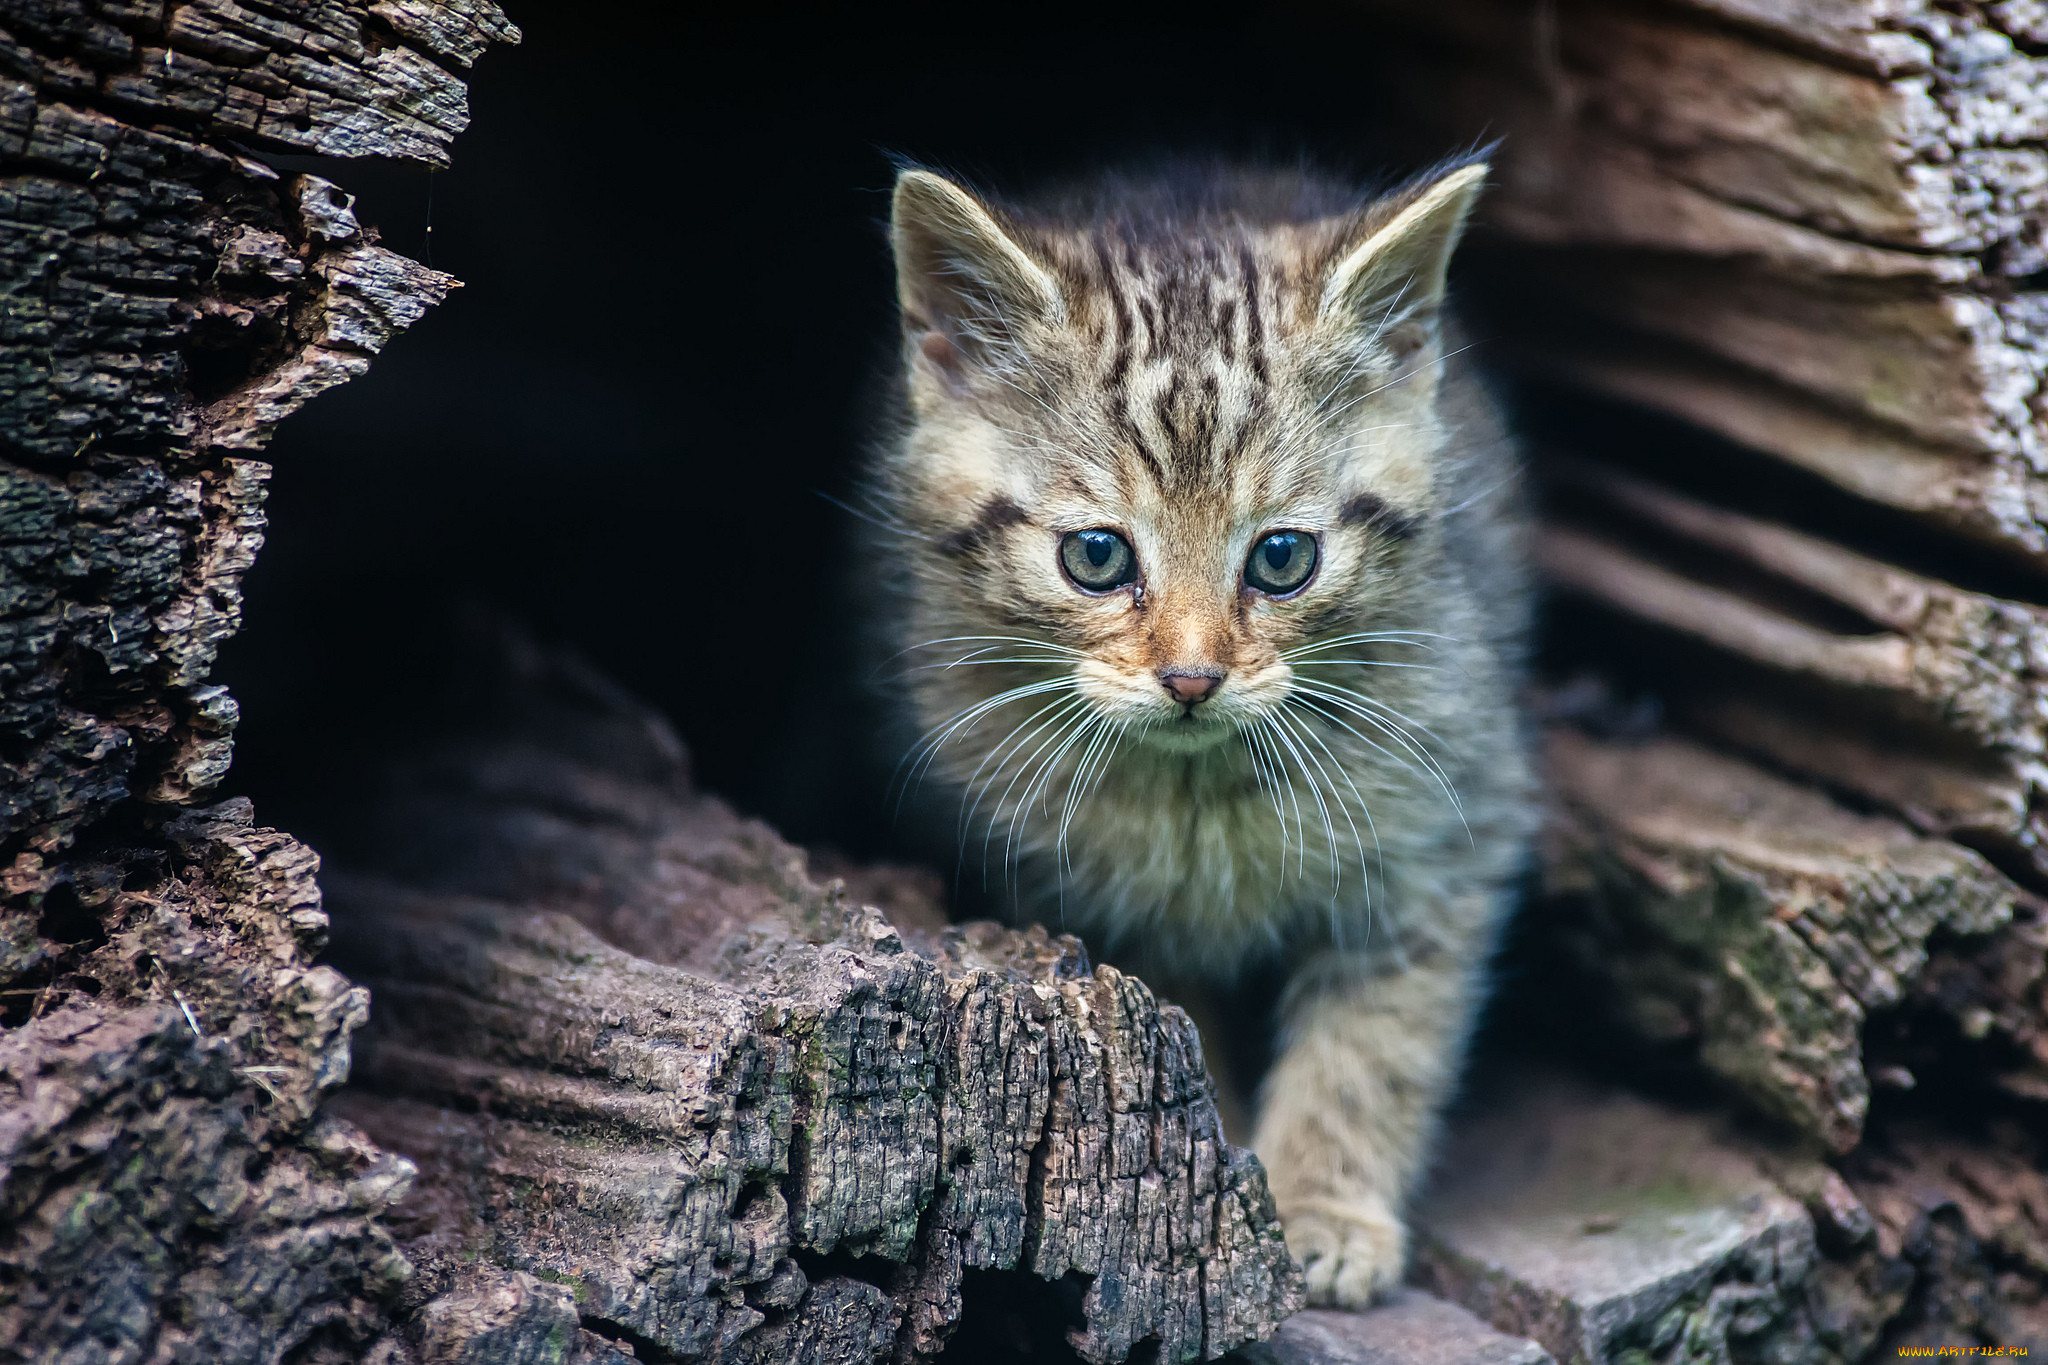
[1278,1197,1408,1308]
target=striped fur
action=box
[866,161,1537,1306]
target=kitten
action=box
[866,160,1536,1307]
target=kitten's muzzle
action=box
[1159,670,1223,705]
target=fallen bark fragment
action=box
[1411,1078,1818,1364]
[1542,728,2023,1152]
[1243,1294,1555,1365]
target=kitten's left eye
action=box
[1245,530,1318,596]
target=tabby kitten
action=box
[868,160,1535,1306]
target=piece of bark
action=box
[1409,1073,2048,1363]
[1507,337,2048,566]
[1,0,488,861]
[1238,1294,1554,1365]
[1410,1078,1819,1364]
[1370,0,2048,265]
[1676,687,2048,890]
[1542,728,2023,1153]
[0,3,515,1361]
[0,799,421,1362]
[321,631,1305,1365]
[1533,459,2048,1000]
[1839,1121,2048,1353]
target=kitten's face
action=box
[885,165,1483,756]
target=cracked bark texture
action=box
[0,1,513,1360]
[1340,2,2048,1351]
[1352,0,2048,1165]
[320,627,1304,1365]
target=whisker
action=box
[1281,631,1450,660]
[980,704,1096,888]
[893,677,1075,811]
[1291,684,1472,843]
[1008,711,1104,889]
[1055,715,1121,879]
[1253,717,1308,880]
[1286,659,1437,670]
[918,654,1090,670]
[889,634,1091,665]
[1278,700,1386,946]
[814,489,935,543]
[956,693,1089,845]
[1293,676,1457,750]
[1266,709,1340,894]
[1240,722,1291,862]
[961,694,1090,857]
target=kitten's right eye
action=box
[1059,529,1137,593]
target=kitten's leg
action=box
[1252,948,1480,1307]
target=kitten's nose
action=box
[1160,671,1222,705]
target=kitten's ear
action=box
[1319,162,1487,355]
[891,169,1062,383]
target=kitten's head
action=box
[881,161,1485,755]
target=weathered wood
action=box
[0,2,512,1360]
[0,7,1313,1361]
[1542,727,2032,1152]
[1540,463,2048,762]
[1,0,483,862]
[1243,1294,1553,1365]
[1508,338,2048,563]
[320,630,1304,1365]
[1347,18,2048,1333]
[1360,0,2048,567]
[1408,1074,2048,1361]
[0,801,417,1363]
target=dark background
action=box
[215,1,1442,861]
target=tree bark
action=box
[1365,0,2048,557]
[1346,0,2048,1353]
[318,626,1303,1365]
[0,3,510,1361]
[9,0,2048,1360]
[1353,0,2048,1145]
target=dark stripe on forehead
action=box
[1096,239,1133,392]
[1113,402,1168,486]
[1153,370,1183,437]
[1236,243,1269,387]
[939,495,1031,556]
[1138,295,1162,362]
[1340,492,1421,542]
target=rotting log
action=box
[318,627,1304,1365]
[1340,1,2048,1350]
[1350,0,2048,1145]
[0,2,514,1361]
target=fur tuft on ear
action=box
[1319,161,1487,355]
[891,168,1062,379]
